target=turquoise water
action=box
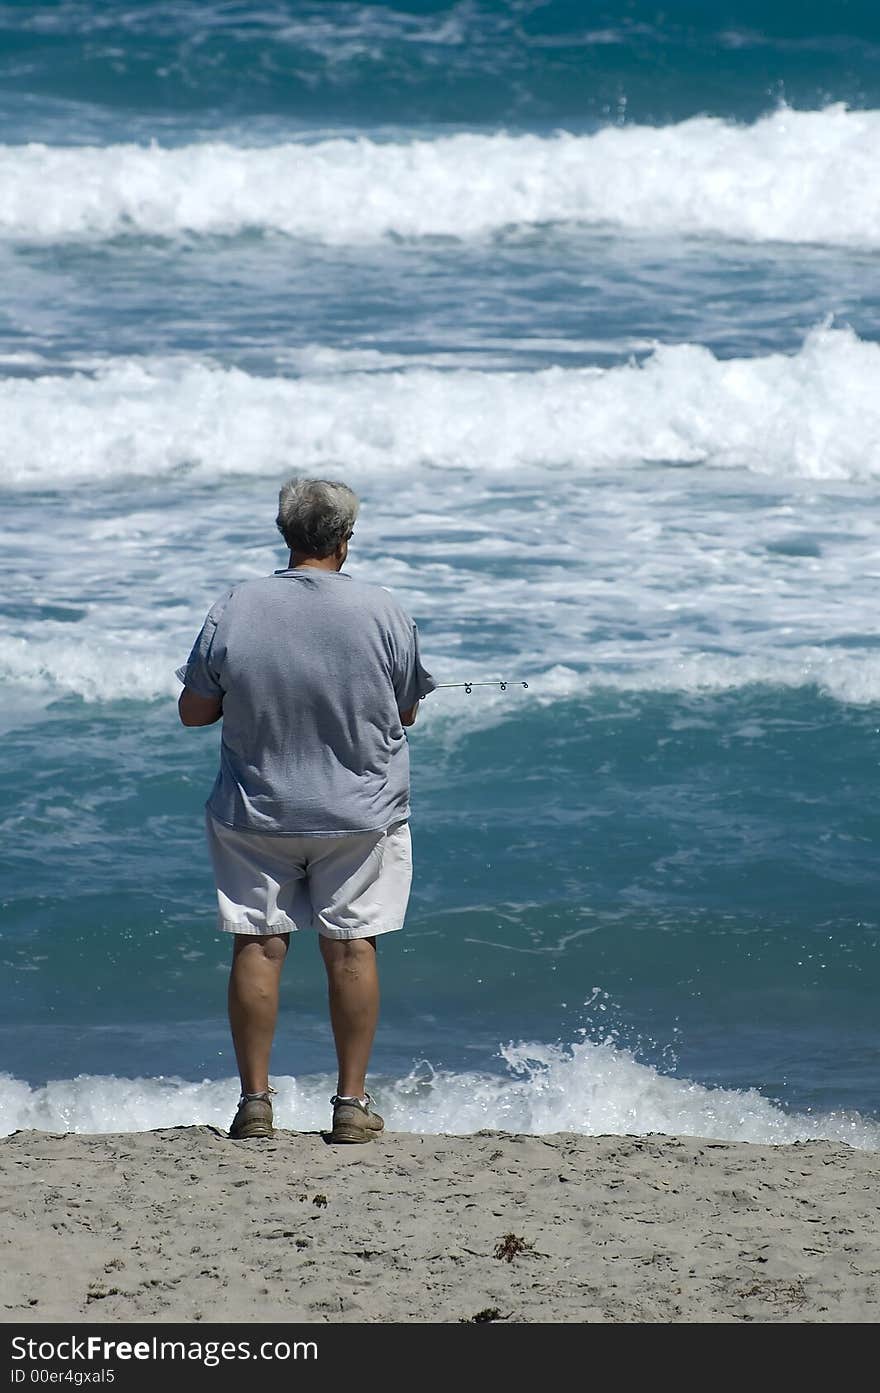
[2,1,880,1140]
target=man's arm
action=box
[391,612,434,727]
[178,688,223,727]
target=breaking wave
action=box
[1,106,878,247]
[2,326,878,488]
[3,1039,878,1146]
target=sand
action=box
[2,1126,879,1323]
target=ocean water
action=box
[2,0,880,1145]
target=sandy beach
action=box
[2,1126,878,1323]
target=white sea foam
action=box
[6,645,880,716]
[432,654,880,717]
[2,326,879,488]
[0,633,177,704]
[1,105,878,246]
[2,1040,877,1146]
[4,327,880,714]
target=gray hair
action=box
[276,478,359,558]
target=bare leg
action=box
[228,933,289,1095]
[319,936,378,1098]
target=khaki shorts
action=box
[205,812,412,940]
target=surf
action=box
[2,326,878,488]
[2,1038,878,1146]
[1,106,878,247]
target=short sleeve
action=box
[392,619,436,711]
[175,593,231,699]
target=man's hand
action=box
[400,703,418,727]
[178,688,223,727]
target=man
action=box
[176,478,435,1142]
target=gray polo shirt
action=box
[176,568,435,835]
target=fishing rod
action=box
[434,680,529,695]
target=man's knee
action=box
[232,932,289,967]
[320,934,376,969]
